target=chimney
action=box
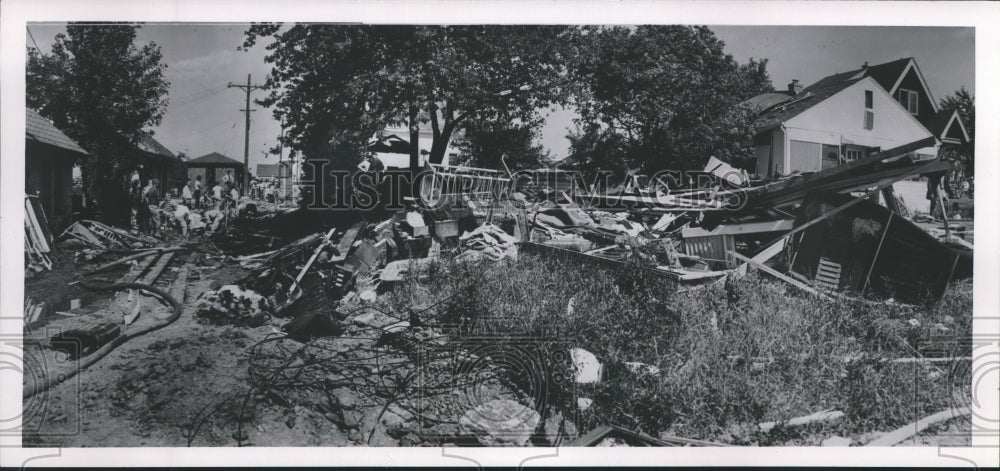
[787,79,803,96]
[862,61,869,69]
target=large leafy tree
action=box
[242,24,582,170]
[568,25,773,176]
[454,118,551,171]
[27,23,169,218]
[938,87,975,178]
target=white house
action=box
[745,58,951,178]
[370,126,460,169]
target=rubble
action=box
[195,285,273,327]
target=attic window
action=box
[863,90,874,130]
[898,88,919,115]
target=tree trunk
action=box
[408,104,420,174]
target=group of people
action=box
[248,178,284,203]
[181,175,242,211]
[126,166,163,235]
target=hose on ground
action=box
[23,276,186,399]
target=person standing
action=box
[194,175,204,209]
[127,166,143,234]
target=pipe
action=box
[23,276,185,399]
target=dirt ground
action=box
[21,226,973,448]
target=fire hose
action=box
[22,278,184,399]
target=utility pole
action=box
[228,74,265,192]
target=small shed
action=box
[186,152,246,189]
[25,109,89,231]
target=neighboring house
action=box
[186,152,246,189]
[370,127,459,169]
[745,58,949,178]
[25,108,89,231]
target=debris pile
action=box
[195,285,273,327]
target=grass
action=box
[380,250,973,445]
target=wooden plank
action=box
[730,251,830,299]
[866,406,970,446]
[139,251,175,285]
[123,254,158,284]
[681,219,795,238]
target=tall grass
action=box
[382,252,973,444]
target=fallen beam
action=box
[866,406,971,446]
[84,247,180,275]
[759,409,844,433]
[681,219,794,238]
[730,251,829,299]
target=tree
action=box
[242,25,582,170]
[568,25,773,176]
[455,118,551,171]
[938,87,975,178]
[27,23,169,219]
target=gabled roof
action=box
[926,109,970,143]
[752,69,867,131]
[749,57,940,131]
[25,108,88,155]
[137,132,176,159]
[187,152,244,167]
[861,58,912,93]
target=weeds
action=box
[381,253,973,444]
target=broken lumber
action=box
[730,251,830,299]
[759,409,844,433]
[139,251,176,285]
[84,247,180,275]
[865,406,971,446]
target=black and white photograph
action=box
[1,0,998,467]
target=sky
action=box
[27,24,974,167]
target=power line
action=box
[227,74,265,191]
[26,26,41,52]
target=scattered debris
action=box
[196,285,273,327]
[571,348,603,384]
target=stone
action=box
[541,412,563,446]
[381,410,410,439]
[822,435,852,447]
[458,399,540,446]
[570,348,602,384]
[342,410,363,429]
[332,388,357,410]
[398,432,422,446]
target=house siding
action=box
[894,67,936,123]
[778,77,936,174]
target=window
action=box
[845,148,864,162]
[897,88,919,115]
[863,90,874,130]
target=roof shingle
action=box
[25,108,88,155]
